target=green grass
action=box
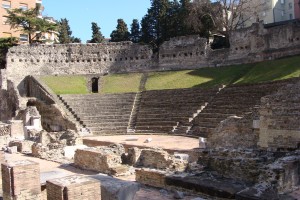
[41,75,88,95]
[40,55,300,94]
[145,65,253,90]
[234,56,300,84]
[100,73,142,94]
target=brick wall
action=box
[1,160,41,200]
[46,175,100,200]
[135,168,167,188]
[258,80,300,149]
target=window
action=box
[262,12,266,17]
[19,3,28,10]
[290,13,293,19]
[2,32,12,38]
[281,10,285,17]
[289,2,293,9]
[2,0,11,9]
[280,0,285,4]
[20,34,28,42]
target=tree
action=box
[5,4,57,44]
[89,22,104,43]
[129,19,141,43]
[140,0,170,49]
[110,19,130,42]
[209,0,263,39]
[0,37,18,68]
[58,18,72,44]
[58,18,81,43]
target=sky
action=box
[42,0,151,43]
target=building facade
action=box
[242,0,299,27]
[0,0,42,43]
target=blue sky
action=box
[43,0,150,43]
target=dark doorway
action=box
[92,77,99,93]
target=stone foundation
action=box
[74,147,125,175]
[46,175,100,200]
[135,168,168,188]
[1,160,41,200]
[137,148,188,171]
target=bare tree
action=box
[190,0,263,37]
[213,0,263,36]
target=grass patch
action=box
[100,73,142,94]
[145,65,253,90]
[41,75,88,94]
[235,56,300,84]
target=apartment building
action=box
[0,0,42,43]
[241,0,300,28]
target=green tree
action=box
[129,19,141,43]
[58,18,81,44]
[58,18,72,43]
[89,22,104,43]
[5,4,57,44]
[0,37,18,68]
[140,0,170,48]
[110,19,130,42]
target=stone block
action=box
[135,168,168,188]
[63,145,87,159]
[46,175,101,200]
[7,146,17,154]
[2,160,41,200]
[9,140,34,153]
[8,120,25,139]
[90,174,139,200]
[74,148,124,175]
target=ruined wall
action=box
[207,112,259,149]
[258,80,300,149]
[158,35,209,69]
[5,21,300,92]
[6,42,154,94]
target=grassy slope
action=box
[41,75,88,95]
[145,64,253,90]
[41,55,300,94]
[100,73,142,94]
[235,56,300,84]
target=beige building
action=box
[241,0,296,28]
[0,0,42,43]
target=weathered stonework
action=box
[74,146,126,175]
[137,148,188,171]
[207,113,259,149]
[46,175,101,200]
[2,160,41,200]
[258,80,300,149]
[135,168,168,188]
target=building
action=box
[1,0,41,43]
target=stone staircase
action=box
[190,80,295,137]
[134,87,219,134]
[59,93,136,135]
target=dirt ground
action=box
[84,134,200,151]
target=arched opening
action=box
[92,78,99,93]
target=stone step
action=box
[84,121,129,127]
[165,173,249,199]
[135,121,177,126]
[80,115,131,120]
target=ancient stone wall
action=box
[5,21,300,93]
[258,80,300,149]
[5,42,154,92]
